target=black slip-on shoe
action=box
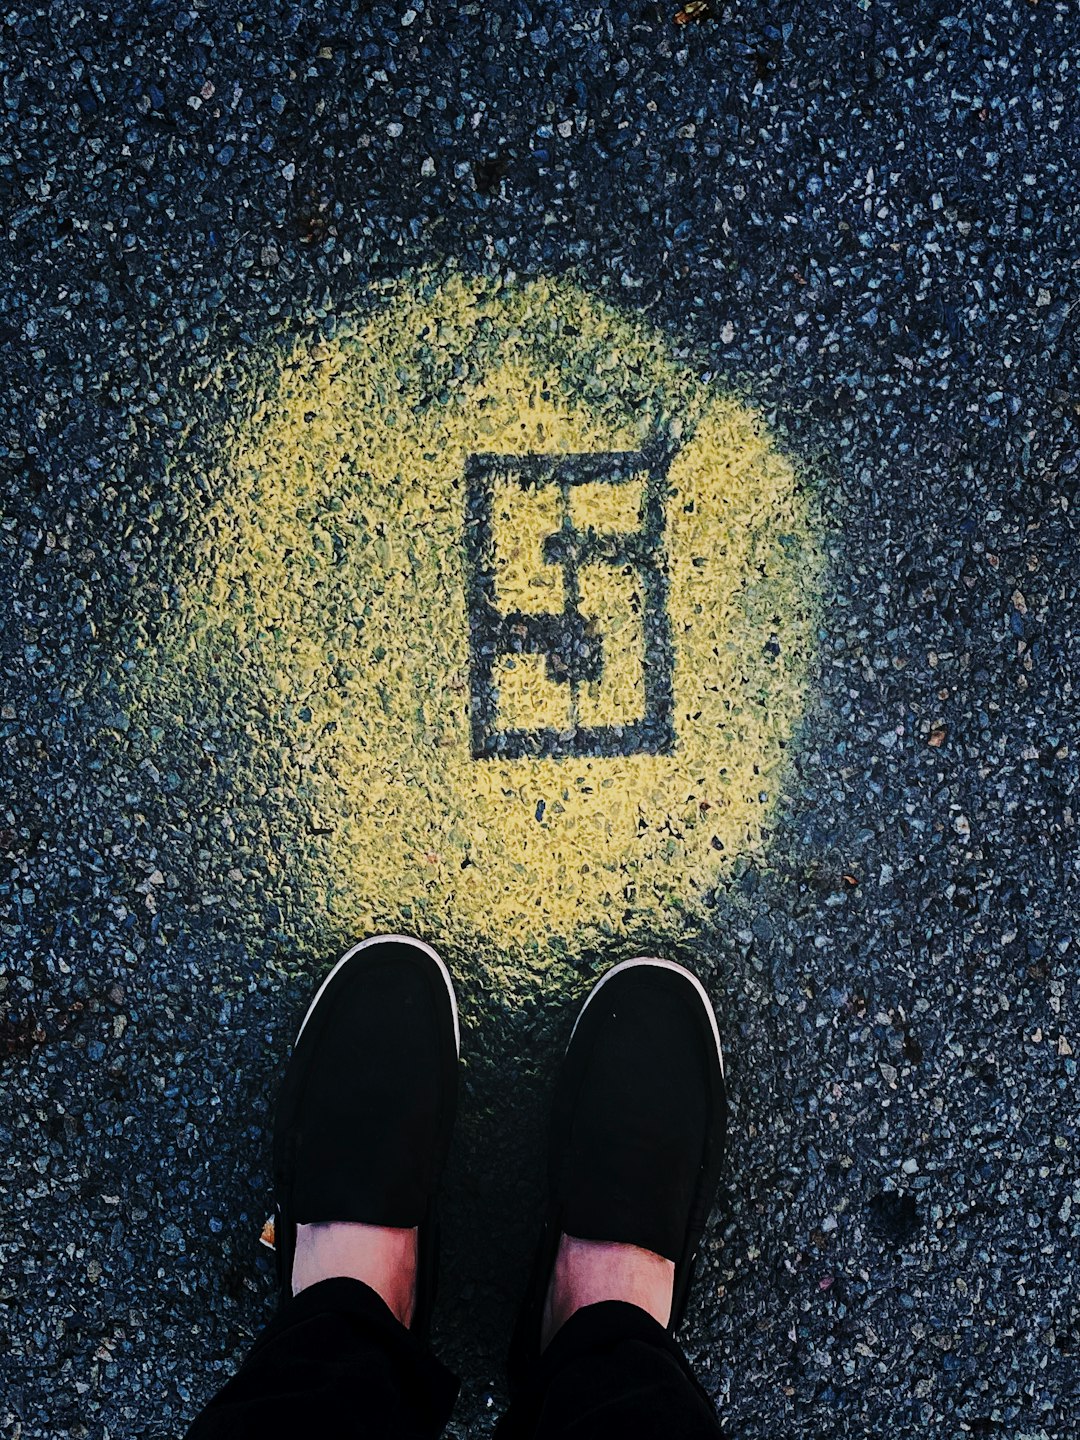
[508,957,726,1387]
[270,934,460,1339]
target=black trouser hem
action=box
[184,1276,459,1438]
[496,1299,722,1439]
[186,1284,721,1439]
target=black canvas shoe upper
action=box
[510,958,726,1385]
[271,935,459,1333]
[552,960,723,1263]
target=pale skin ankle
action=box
[541,1234,675,1350]
[292,1222,418,1328]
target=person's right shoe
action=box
[270,934,460,1339]
[509,957,727,1386]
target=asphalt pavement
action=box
[1,1,1077,1436]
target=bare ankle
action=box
[292,1222,418,1327]
[541,1234,674,1349]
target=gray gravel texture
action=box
[2,0,1079,1436]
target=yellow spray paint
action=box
[134,271,823,980]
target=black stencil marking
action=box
[465,435,677,760]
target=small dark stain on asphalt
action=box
[473,153,509,193]
[867,1191,921,1246]
[902,1031,923,1064]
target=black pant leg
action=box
[496,1300,723,1440]
[184,1277,460,1440]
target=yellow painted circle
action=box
[140,272,822,970]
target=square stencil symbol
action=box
[465,436,677,760]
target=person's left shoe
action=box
[270,934,460,1338]
[507,956,726,1388]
